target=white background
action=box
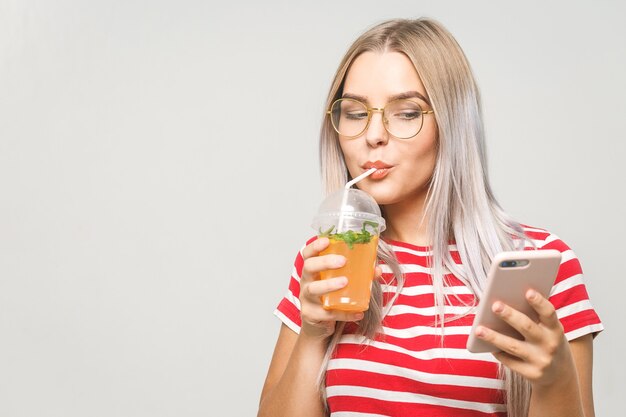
[1,1,624,416]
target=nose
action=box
[364,109,389,147]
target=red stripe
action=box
[550,283,590,309]
[554,258,583,284]
[380,333,474,351]
[382,314,475,330]
[388,292,476,308]
[328,395,505,417]
[522,227,550,241]
[294,251,304,275]
[333,344,500,379]
[540,237,570,252]
[327,369,503,403]
[560,310,602,335]
[276,297,301,328]
[382,313,475,328]
[287,274,301,298]
[394,250,431,265]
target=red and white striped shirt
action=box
[274,226,603,417]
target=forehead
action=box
[343,51,427,103]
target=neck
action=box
[381,193,431,247]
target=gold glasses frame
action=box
[326,97,435,139]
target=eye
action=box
[387,99,424,122]
[345,111,368,120]
[391,110,422,121]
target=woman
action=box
[258,18,602,417]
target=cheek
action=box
[421,128,439,164]
[338,141,360,166]
[408,137,438,166]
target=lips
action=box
[364,160,393,170]
[363,160,393,179]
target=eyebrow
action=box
[341,90,431,105]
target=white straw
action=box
[337,167,377,233]
[345,167,377,189]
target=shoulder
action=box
[519,225,605,340]
[520,224,583,277]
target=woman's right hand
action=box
[298,237,367,340]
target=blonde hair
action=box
[318,18,530,417]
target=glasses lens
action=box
[384,99,424,139]
[330,99,368,137]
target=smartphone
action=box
[466,249,562,353]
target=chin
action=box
[358,187,401,206]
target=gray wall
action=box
[1,1,624,416]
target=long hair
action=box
[318,18,531,417]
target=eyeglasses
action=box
[327,98,434,139]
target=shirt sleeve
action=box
[541,233,604,341]
[274,237,317,334]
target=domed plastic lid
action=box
[311,188,386,233]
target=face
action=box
[338,51,438,207]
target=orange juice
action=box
[319,235,378,312]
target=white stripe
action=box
[550,273,584,297]
[543,233,559,245]
[339,334,495,362]
[556,299,594,320]
[525,231,562,248]
[291,265,301,282]
[522,226,549,234]
[522,227,550,236]
[528,239,547,249]
[328,358,504,389]
[565,323,604,341]
[380,263,430,275]
[560,249,576,264]
[388,243,460,254]
[381,263,455,276]
[326,385,506,414]
[384,284,474,296]
[386,304,474,317]
[284,290,301,310]
[398,264,435,274]
[273,309,301,334]
[387,244,432,256]
[382,325,473,338]
[525,235,562,249]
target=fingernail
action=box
[475,326,486,337]
[527,289,537,300]
[492,302,504,313]
[334,256,346,267]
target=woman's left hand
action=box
[474,289,577,388]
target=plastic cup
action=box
[311,188,386,312]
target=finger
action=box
[306,307,365,324]
[306,277,348,297]
[474,325,532,361]
[493,350,548,383]
[375,265,383,279]
[526,289,562,330]
[301,237,330,260]
[492,350,534,376]
[491,301,542,341]
[302,254,346,280]
[333,310,365,322]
